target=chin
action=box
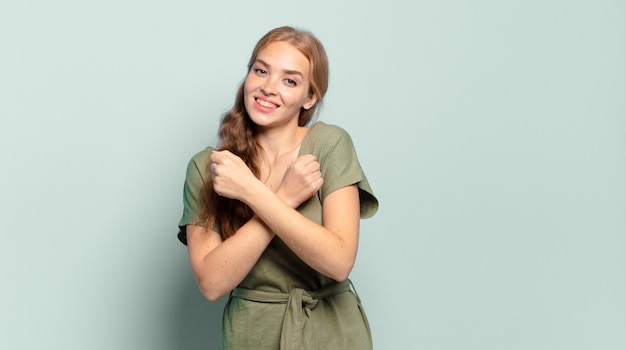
[248,116,276,129]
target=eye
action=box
[254,68,267,75]
[285,78,297,86]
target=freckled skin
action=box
[244,41,317,131]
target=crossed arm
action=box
[186,150,360,301]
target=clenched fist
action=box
[209,150,257,202]
[276,154,324,209]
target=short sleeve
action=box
[308,124,379,218]
[177,147,214,245]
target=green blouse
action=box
[178,122,378,349]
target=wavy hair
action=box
[197,26,329,239]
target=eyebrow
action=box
[255,58,304,78]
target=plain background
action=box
[1,0,625,349]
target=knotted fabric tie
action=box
[231,280,352,350]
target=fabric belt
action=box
[231,280,353,349]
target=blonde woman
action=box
[178,26,378,349]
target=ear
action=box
[303,94,318,110]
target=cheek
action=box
[243,70,263,92]
[299,91,313,106]
[243,75,253,94]
[283,87,307,104]
[242,77,254,111]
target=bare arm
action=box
[246,181,360,282]
[187,152,324,301]
[186,217,273,301]
[211,150,361,282]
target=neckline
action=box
[297,121,324,156]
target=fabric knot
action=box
[230,280,352,349]
[280,288,318,349]
[292,288,319,310]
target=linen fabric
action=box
[177,122,378,349]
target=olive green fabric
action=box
[177,122,378,349]
[230,280,362,350]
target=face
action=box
[244,41,317,129]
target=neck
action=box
[256,122,307,165]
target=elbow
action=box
[333,274,349,283]
[203,290,225,302]
[190,263,230,302]
[328,262,354,283]
[196,278,229,302]
[324,241,358,283]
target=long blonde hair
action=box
[198,26,329,239]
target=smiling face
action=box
[243,41,317,130]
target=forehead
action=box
[255,41,311,75]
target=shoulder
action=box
[306,122,353,148]
[302,121,361,165]
[186,146,215,181]
[190,146,215,165]
[309,121,350,138]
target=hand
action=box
[210,150,258,202]
[276,154,324,208]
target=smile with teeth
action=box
[256,98,278,109]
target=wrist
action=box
[275,189,298,209]
[245,179,274,207]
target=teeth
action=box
[257,99,277,108]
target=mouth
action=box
[255,98,278,109]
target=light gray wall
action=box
[2,1,625,349]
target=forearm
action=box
[206,149,359,282]
[245,182,359,281]
[190,181,313,300]
[189,216,273,301]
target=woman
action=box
[178,26,378,349]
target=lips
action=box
[255,98,278,109]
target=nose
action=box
[260,77,278,95]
